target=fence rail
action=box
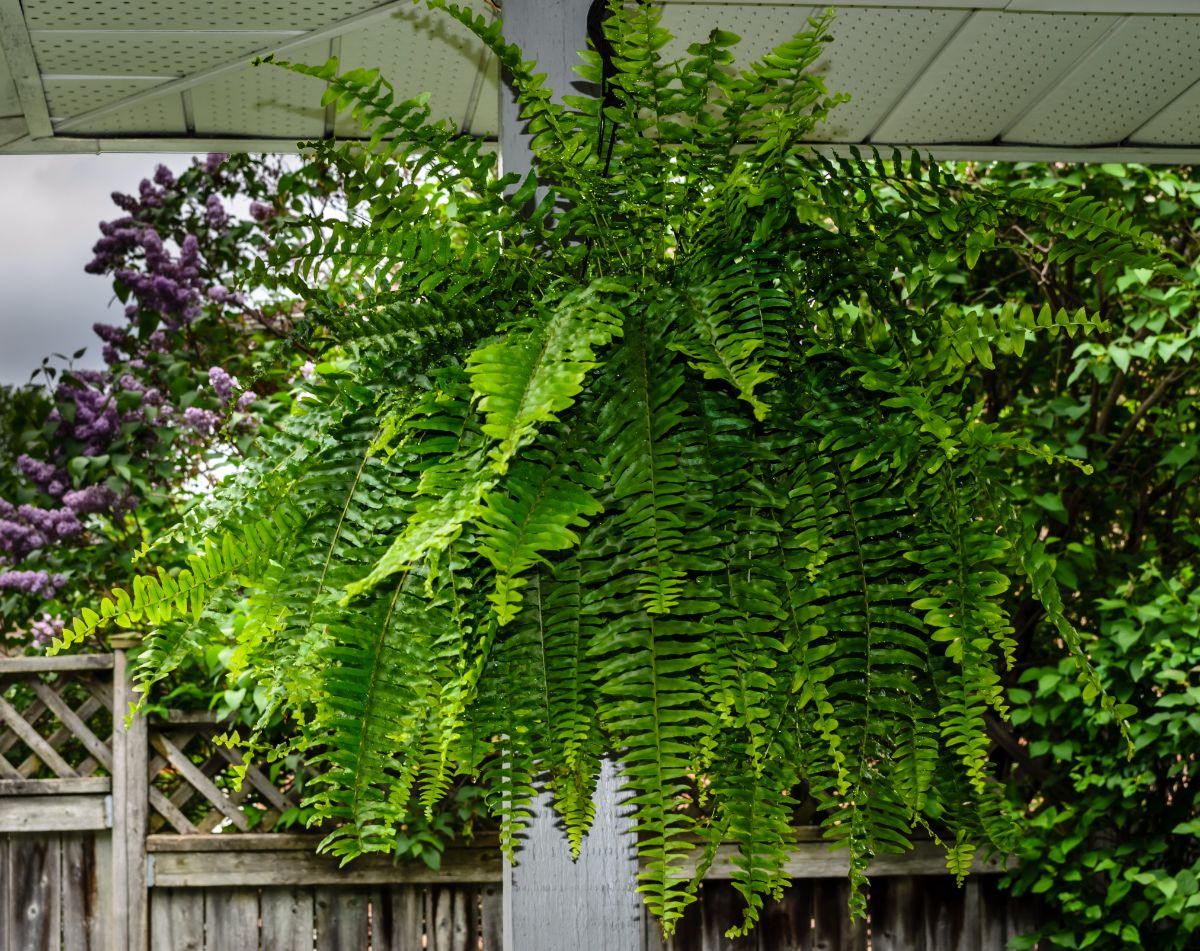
[0,644,1039,950]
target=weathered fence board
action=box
[148,889,202,951]
[315,888,369,950]
[61,833,106,951]
[0,778,110,796]
[9,835,59,951]
[371,884,424,951]
[149,843,503,888]
[206,888,258,948]
[260,885,313,951]
[0,796,109,833]
[0,832,109,951]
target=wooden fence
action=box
[0,644,1040,950]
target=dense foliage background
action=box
[962,163,1200,950]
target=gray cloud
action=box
[0,153,195,386]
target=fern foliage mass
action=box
[56,1,1168,935]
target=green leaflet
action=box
[476,451,603,625]
[469,279,627,473]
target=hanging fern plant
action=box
[55,1,1169,935]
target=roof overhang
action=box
[1,0,1199,163]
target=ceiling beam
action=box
[0,0,52,138]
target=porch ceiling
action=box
[1,0,1198,162]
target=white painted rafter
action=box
[0,0,52,138]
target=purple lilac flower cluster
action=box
[0,570,68,598]
[17,455,68,498]
[182,406,223,436]
[209,366,235,403]
[29,614,62,648]
[0,499,82,559]
[249,201,276,222]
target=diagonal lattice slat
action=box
[0,693,79,777]
[3,653,302,836]
[145,724,302,835]
[0,665,114,782]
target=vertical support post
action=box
[498,2,642,948]
[503,758,641,950]
[498,0,596,182]
[110,640,148,951]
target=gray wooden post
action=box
[498,2,643,947]
[110,638,148,951]
[502,758,641,950]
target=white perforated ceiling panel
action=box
[874,12,1116,144]
[658,3,819,63]
[2,1,1200,159]
[334,4,490,138]
[466,52,499,137]
[65,94,187,135]
[1005,15,1200,145]
[812,7,967,142]
[43,77,169,119]
[31,32,296,77]
[658,5,969,141]
[1132,81,1200,146]
[22,0,382,32]
[190,39,330,138]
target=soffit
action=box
[0,0,1197,163]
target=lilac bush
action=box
[0,153,327,652]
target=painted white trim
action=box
[0,0,53,138]
[815,142,1200,164]
[674,1,1200,12]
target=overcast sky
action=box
[0,153,196,386]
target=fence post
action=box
[110,636,148,951]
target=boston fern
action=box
[54,1,1169,935]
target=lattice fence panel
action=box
[0,663,114,782]
[146,719,304,836]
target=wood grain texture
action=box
[978,876,1007,950]
[61,832,105,951]
[315,889,369,951]
[111,646,150,951]
[148,889,202,951]
[0,836,8,949]
[0,795,109,832]
[479,883,503,950]
[371,885,423,951]
[148,734,248,832]
[150,846,502,887]
[506,757,641,951]
[205,888,258,949]
[261,885,314,951]
[873,876,922,951]
[0,655,113,674]
[759,881,815,951]
[426,886,476,951]
[7,833,60,951]
[0,694,78,777]
[0,778,111,796]
[810,880,867,951]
